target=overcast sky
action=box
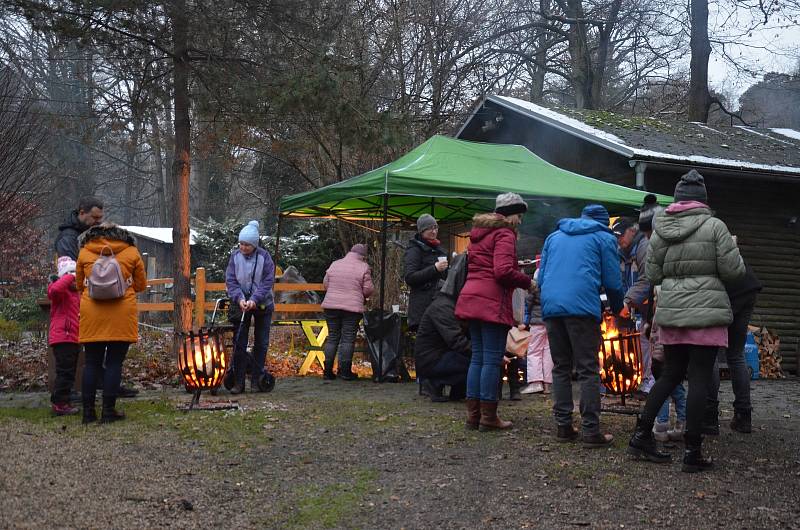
[706,5,800,106]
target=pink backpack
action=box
[85,246,131,300]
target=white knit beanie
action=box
[238,220,261,247]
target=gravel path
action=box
[1,377,799,529]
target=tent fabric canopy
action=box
[280,135,672,223]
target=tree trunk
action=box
[149,110,169,226]
[123,110,142,224]
[688,0,712,122]
[565,0,593,109]
[170,0,193,346]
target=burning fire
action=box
[179,331,227,390]
[597,314,642,395]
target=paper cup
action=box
[391,304,400,313]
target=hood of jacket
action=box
[79,225,137,249]
[557,217,612,236]
[469,213,517,244]
[653,206,712,244]
[58,210,90,233]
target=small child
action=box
[48,257,81,416]
[521,268,552,395]
[649,286,687,441]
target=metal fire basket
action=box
[177,298,231,410]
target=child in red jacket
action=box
[48,257,80,415]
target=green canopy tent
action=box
[280,135,671,223]
[278,135,672,379]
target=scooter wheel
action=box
[258,373,276,393]
[223,370,235,391]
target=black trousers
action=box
[51,343,79,404]
[640,344,717,440]
[82,342,130,404]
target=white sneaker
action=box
[520,382,544,394]
[653,421,670,442]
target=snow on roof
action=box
[487,95,800,177]
[122,226,198,245]
[494,96,627,146]
[771,128,800,142]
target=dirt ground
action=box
[1,376,799,529]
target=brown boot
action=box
[479,401,512,431]
[465,398,480,430]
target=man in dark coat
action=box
[54,196,139,398]
[55,197,105,259]
[404,214,448,330]
[414,253,470,402]
[704,260,762,434]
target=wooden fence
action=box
[139,267,324,327]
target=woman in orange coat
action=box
[76,223,147,424]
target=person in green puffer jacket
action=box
[628,170,745,473]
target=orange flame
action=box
[598,315,642,395]
[179,332,227,389]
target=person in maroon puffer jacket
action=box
[455,193,535,431]
[48,257,81,416]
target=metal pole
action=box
[377,192,389,382]
[274,214,284,262]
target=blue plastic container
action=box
[744,332,759,380]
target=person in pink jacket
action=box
[48,256,81,416]
[321,244,374,381]
[455,193,535,431]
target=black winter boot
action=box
[628,418,672,463]
[701,406,720,435]
[730,409,752,433]
[682,433,713,473]
[323,359,336,380]
[82,400,97,425]
[100,396,125,424]
[338,362,358,381]
[422,379,448,402]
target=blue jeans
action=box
[233,308,273,385]
[656,382,687,424]
[466,321,509,402]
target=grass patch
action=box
[287,468,378,529]
[0,396,291,454]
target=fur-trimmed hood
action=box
[78,224,137,248]
[469,213,517,244]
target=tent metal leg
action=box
[275,214,284,262]
[377,193,389,383]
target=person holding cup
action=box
[403,214,448,331]
[455,193,534,431]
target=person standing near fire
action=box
[225,220,276,394]
[455,193,534,431]
[627,170,744,472]
[76,223,147,423]
[612,215,654,398]
[538,204,624,448]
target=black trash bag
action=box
[362,309,404,382]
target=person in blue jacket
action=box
[538,204,624,448]
[225,220,276,394]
